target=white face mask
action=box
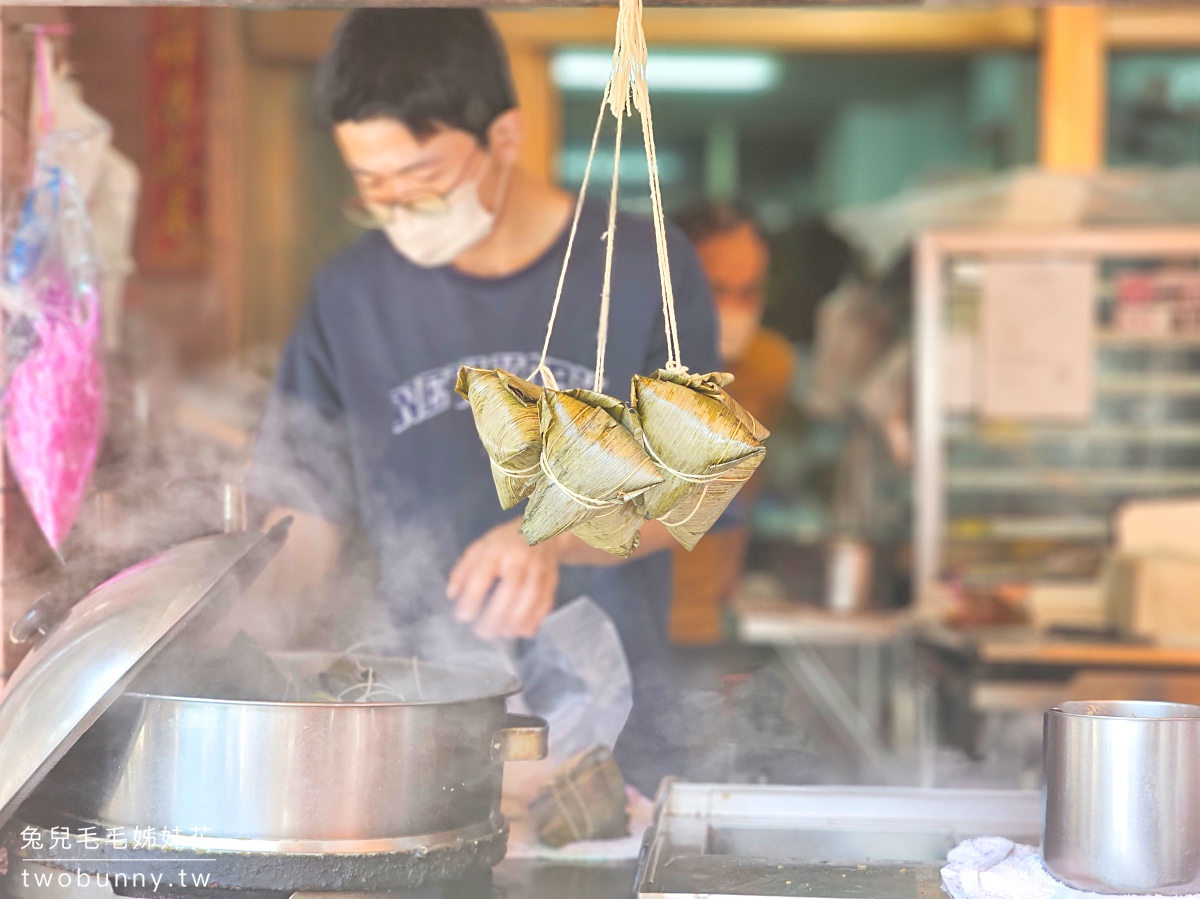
[379,165,509,269]
[718,306,761,364]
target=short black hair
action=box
[674,201,765,247]
[314,9,517,144]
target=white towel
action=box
[941,837,1200,899]
[503,787,654,862]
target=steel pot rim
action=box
[117,688,520,709]
[123,651,522,708]
[1049,700,1200,721]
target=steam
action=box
[77,315,1031,797]
[76,324,516,699]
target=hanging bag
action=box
[1,28,105,553]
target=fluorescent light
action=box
[551,51,781,94]
[558,145,684,185]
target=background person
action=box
[245,9,722,793]
[670,202,796,645]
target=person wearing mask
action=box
[670,202,795,645]
[245,9,720,792]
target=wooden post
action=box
[506,41,560,185]
[241,62,302,349]
[1039,5,1106,172]
[209,9,248,357]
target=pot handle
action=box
[492,714,549,762]
[9,591,73,645]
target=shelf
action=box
[946,468,1200,493]
[945,421,1200,445]
[1097,330,1200,348]
[1097,373,1200,394]
[918,228,1200,614]
[949,515,1110,541]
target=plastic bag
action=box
[511,596,633,760]
[1,133,105,551]
[503,598,633,810]
[805,279,895,422]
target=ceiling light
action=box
[551,51,781,94]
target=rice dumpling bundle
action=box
[529,745,630,848]
[455,367,543,509]
[522,388,662,548]
[632,369,769,551]
[571,502,644,558]
[563,390,650,557]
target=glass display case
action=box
[914,229,1200,612]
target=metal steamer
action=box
[0,528,548,895]
[1044,700,1200,895]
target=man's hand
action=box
[446,519,561,640]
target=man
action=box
[245,9,719,792]
[670,203,795,645]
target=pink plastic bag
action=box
[2,142,106,552]
[4,275,103,551]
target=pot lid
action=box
[0,521,290,832]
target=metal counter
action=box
[635,782,1042,899]
[2,783,1042,899]
[494,859,637,899]
[2,857,639,899]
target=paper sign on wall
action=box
[980,258,1096,422]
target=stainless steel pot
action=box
[1044,700,1200,895]
[33,652,547,852]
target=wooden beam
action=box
[499,7,1038,51]
[1106,6,1200,49]
[244,10,339,63]
[0,0,980,9]
[1039,5,1105,173]
[245,8,1041,64]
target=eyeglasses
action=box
[341,194,452,229]
[342,147,485,229]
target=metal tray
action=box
[635,781,1042,899]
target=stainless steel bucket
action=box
[1044,700,1200,894]
[32,652,547,852]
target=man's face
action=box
[334,117,495,214]
[695,222,769,365]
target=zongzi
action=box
[632,369,768,550]
[522,388,662,547]
[456,367,543,509]
[529,745,630,847]
[571,502,644,558]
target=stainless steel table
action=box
[918,624,1200,761]
[635,781,1042,899]
[494,859,637,899]
[733,598,930,784]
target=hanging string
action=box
[538,454,622,511]
[533,85,611,392]
[33,26,56,137]
[533,0,687,387]
[640,100,684,371]
[607,0,645,121]
[610,0,685,372]
[26,24,72,139]
[594,112,623,394]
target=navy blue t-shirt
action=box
[247,201,720,677]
